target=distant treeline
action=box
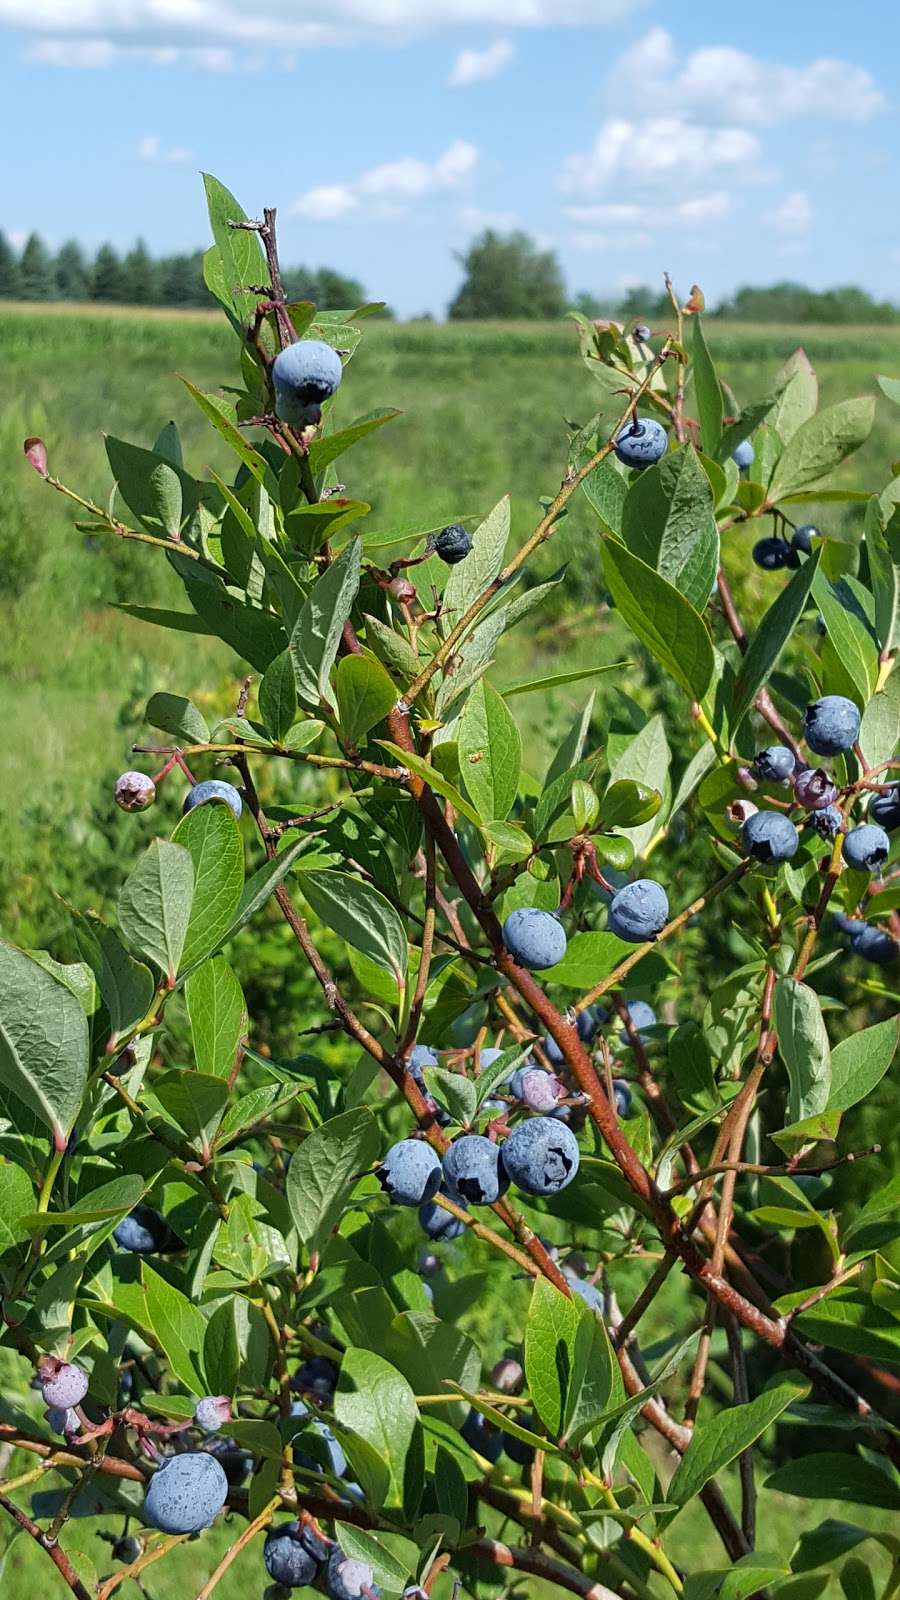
[2,226,898,325]
[0,231,372,313]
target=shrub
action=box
[2,177,899,1600]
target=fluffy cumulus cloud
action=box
[449,38,514,87]
[7,0,641,63]
[567,191,731,248]
[615,27,885,127]
[293,140,478,222]
[560,118,759,197]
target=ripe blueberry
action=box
[794,767,839,810]
[442,1135,509,1205]
[143,1451,228,1534]
[113,1535,142,1564]
[293,1354,339,1401]
[577,1005,605,1040]
[408,1044,437,1087]
[114,1205,180,1255]
[633,323,652,342]
[500,1117,580,1195]
[804,696,860,757]
[842,824,890,873]
[608,879,669,942]
[732,439,754,470]
[501,907,567,970]
[114,771,156,812]
[518,1067,566,1112]
[612,1078,632,1118]
[620,1001,656,1043]
[434,523,473,565]
[264,1523,319,1589]
[869,784,900,831]
[741,810,799,864]
[792,524,818,554]
[326,1547,382,1600]
[183,779,243,819]
[614,417,668,468]
[272,340,343,426]
[202,1435,253,1486]
[45,1405,80,1436]
[419,1189,466,1240]
[376,1139,442,1207]
[755,746,795,784]
[752,537,790,571]
[38,1358,88,1410]
[850,922,899,964]
[194,1395,232,1434]
[462,1407,503,1462]
[811,805,842,841]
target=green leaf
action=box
[145,691,209,746]
[718,380,789,462]
[114,604,215,636]
[608,713,671,858]
[335,1526,417,1596]
[287,1108,380,1254]
[117,840,194,985]
[202,173,265,329]
[142,1263,207,1393]
[864,499,900,656]
[667,1372,810,1509]
[215,836,312,948]
[621,445,719,610]
[308,409,401,474]
[443,496,510,619]
[105,435,186,537]
[334,1348,424,1516]
[290,537,362,712]
[171,803,245,974]
[581,453,628,536]
[504,662,628,698]
[793,1287,900,1367]
[0,942,89,1149]
[376,740,482,828]
[297,870,407,987]
[543,930,667,989]
[335,653,397,747]
[458,679,521,821]
[422,1066,476,1126]
[692,318,724,454]
[768,398,876,501]
[214,1192,290,1284]
[186,957,246,1080]
[812,573,879,703]
[474,1044,531,1107]
[774,978,831,1123]
[731,551,820,733]
[828,1017,899,1112]
[765,1452,900,1511]
[545,694,595,789]
[183,572,286,671]
[601,540,714,701]
[203,1300,240,1397]
[0,1160,35,1249]
[859,671,900,769]
[154,1070,228,1161]
[258,650,297,745]
[878,374,900,407]
[72,915,154,1048]
[363,613,421,681]
[602,779,662,828]
[524,1277,617,1446]
[770,348,818,445]
[180,378,269,483]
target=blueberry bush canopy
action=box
[3,175,900,1600]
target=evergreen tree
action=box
[448,230,566,320]
[159,253,199,307]
[0,233,21,298]
[54,240,89,299]
[19,232,54,299]
[122,239,158,304]
[91,243,125,302]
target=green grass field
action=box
[4,306,899,869]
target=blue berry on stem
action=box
[868,784,900,831]
[811,805,842,841]
[792,524,818,554]
[114,770,156,812]
[500,1117,580,1195]
[114,1205,180,1255]
[755,746,795,784]
[620,1001,656,1043]
[434,523,473,565]
[327,1548,382,1600]
[842,824,890,873]
[608,879,669,942]
[442,1135,508,1205]
[752,537,790,571]
[614,417,668,468]
[804,695,860,757]
[183,779,243,819]
[501,907,567,970]
[38,1358,89,1410]
[741,811,799,864]
[376,1139,442,1206]
[419,1189,465,1240]
[732,439,754,469]
[264,1524,320,1589]
[794,767,838,810]
[613,1078,633,1118]
[272,339,343,426]
[143,1452,228,1534]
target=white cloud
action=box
[459,205,520,230]
[8,1,642,61]
[25,36,115,66]
[138,133,193,163]
[560,118,759,196]
[293,140,478,221]
[572,231,653,252]
[24,34,234,68]
[564,192,730,229]
[449,37,513,87]
[614,26,885,126]
[767,190,812,235]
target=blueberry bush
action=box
[2,177,900,1600]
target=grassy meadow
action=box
[2,304,900,1591]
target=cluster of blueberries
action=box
[115,772,244,817]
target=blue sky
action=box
[0,0,897,316]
